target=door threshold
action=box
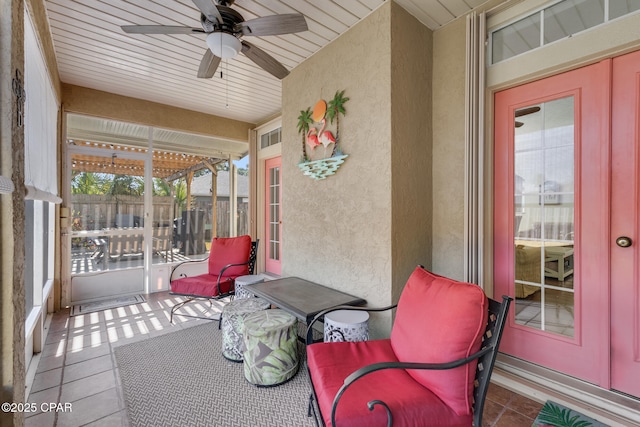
[493,354,640,427]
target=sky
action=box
[233,155,248,170]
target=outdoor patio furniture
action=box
[234,274,265,299]
[221,297,271,362]
[108,233,144,260]
[305,266,512,427]
[152,227,173,259]
[242,309,300,386]
[242,277,366,325]
[169,236,258,323]
[242,277,366,343]
[323,309,369,342]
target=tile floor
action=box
[26,292,543,427]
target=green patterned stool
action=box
[221,297,270,362]
[242,309,299,386]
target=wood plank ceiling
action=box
[44,0,488,126]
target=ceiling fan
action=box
[121,0,308,80]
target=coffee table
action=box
[242,277,366,325]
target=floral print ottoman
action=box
[242,309,299,386]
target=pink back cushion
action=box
[390,266,488,416]
[207,235,252,278]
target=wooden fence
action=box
[71,194,248,238]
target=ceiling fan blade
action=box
[121,25,204,34]
[192,0,223,24]
[241,41,289,79]
[236,14,308,36]
[515,106,541,117]
[197,49,221,78]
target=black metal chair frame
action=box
[169,240,259,323]
[305,294,512,427]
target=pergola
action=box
[66,113,248,236]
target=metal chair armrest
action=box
[305,304,397,345]
[330,346,494,427]
[169,257,209,283]
[215,260,251,296]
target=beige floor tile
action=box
[62,354,113,384]
[31,368,62,393]
[26,386,61,418]
[65,343,111,366]
[56,388,122,427]
[24,410,56,427]
[60,371,116,403]
[36,353,66,373]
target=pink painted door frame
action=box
[495,50,640,398]
[494,60,611,387]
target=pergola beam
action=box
[164,158,226,181]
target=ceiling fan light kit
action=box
[206,32,241,59]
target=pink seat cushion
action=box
[170,274,233,297]
[208,235,252,277]
[307,339,472,427]
[390,266,488,416]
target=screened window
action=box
[491,0,640,63]
[260,127,281,149]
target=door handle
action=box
[616,236,632,248]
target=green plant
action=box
[297,107,313,162]
[326,90,349,156]
[535,402,593,427]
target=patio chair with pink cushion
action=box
[305,266,511,427]
[169,235,258,323]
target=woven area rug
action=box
[115,323,315,427]
[71,294,145,316]
[532,401,610,427]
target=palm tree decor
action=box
[296,107,312,163]
[297,90,349,180]
[326,90,349,157]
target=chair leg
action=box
[308,394,321,427]
[169,297,196,324]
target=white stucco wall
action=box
[390,3,433,302]
[282,2,432,335]
[431,18,467,281]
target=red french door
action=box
[265,157,282,275]
[610,50,640,397]
[495,51,640,397]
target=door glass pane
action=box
[151,186,174,264]
[609,0,640,19]
[514,97,575,338]
[268,166,281,262]
[544,0,604,44]
[25,201,34,316]
[70,152,145,273]
[492,14,541,63]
